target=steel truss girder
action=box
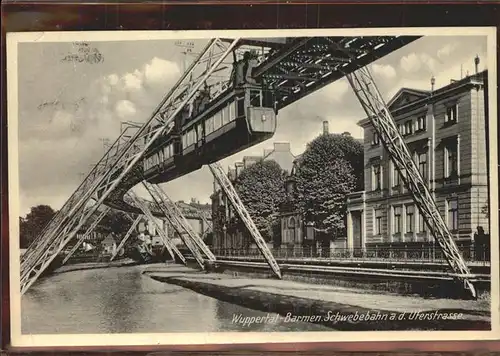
[20,38,240,294]
[254,36,419,110]
[208,162,282,279]
[127,191,186,265]
[345,66,476,299]
[198,212,213,239]
[141,182,215,264]
[61,207,111,265]
[20,200,99,277]
[136,187,203,267]
[20,125,138,271]
[20,203,101,294]
[110,215,142,262]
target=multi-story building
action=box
[211,141,297,251]
[144,199,212,245]
[346,68,489,254]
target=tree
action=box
[233,160,287,243]
[20,205,56,248]
[96,209,133,236]
[294,132,364,244]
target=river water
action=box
[22,265,330,334]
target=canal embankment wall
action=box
[144,265,490,332]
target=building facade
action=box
[142,200,212,246]
[346,70,489,253]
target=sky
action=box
[15,34,488,216]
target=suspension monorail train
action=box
[142,84,277,184]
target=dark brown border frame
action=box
[1,1,499,353]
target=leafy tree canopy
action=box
[294,132,363,239]
[20,205,56,249]
[96,209,133,235]
[234,159,287,241]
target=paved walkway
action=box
[142,264,490,331]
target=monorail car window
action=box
[206,117,214,135]
[229,101,236,121]
[222,106,229,126]
[191,129,196,145]
[197,124,203,142]
[214,112,222,132]
[250,89,262,107]
[186,129,195,146]
[159,150,164,163]
[263,90,274,108]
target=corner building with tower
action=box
[346,67,489,256]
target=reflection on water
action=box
[22,265,330,334]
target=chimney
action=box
[431,76,435,92]
[323,120,329,135]
[474,54,480,74]
[235,162,244,177]
[274,142,291,152]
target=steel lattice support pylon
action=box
[198,211,213,238]
[208,162,282,279]
[19,38,240,294]
[110,216,142,262]
[126,191,187,265]
[20,203,99,294]
[61,207,111,265]
[139,183,208,268]
[143,181,216,262]
[345,66,476,299]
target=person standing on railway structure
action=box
[232,50,259,87]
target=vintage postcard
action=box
[7,27,499,347]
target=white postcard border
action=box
[7,26,499,347]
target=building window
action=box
[371,132,380,146]
[374,209,382,236]
[416,115,426,131]
[406,205,414,233]
[418,211,427,233]
[417,151,427,180]
[372,164,382,191]
[444,141,458,178]
[392,162,400,187]
[447,198,459,231]
[393,206,402,234]
[445,104,458,124]
[404,120,413,135]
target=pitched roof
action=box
[357,70,488,127]
[386,87,431,111]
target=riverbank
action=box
[143,264,490,331]
[53,258,137,274]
